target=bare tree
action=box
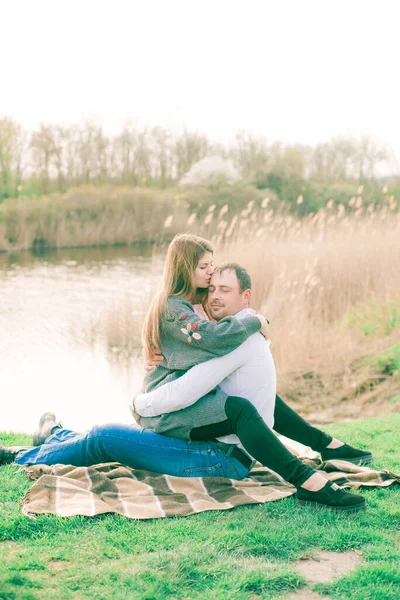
[0,117,28,198]
[328,137,357,181]
[135,129,152,184]
[51,125,70,191]
[230,131,270,179]
[174,130,209,180]
[310,136,390,183]
[113,122,139,184]
[93,126,110,183]
[355,136,389,181]
[30,123,60,193]
[75,120,109,184]
[64,125,80,186]
[13,126,28,196]
[270,143,309,179]
[150,127,173,187]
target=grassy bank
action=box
[0,184,268,252]
[1,415,399,599]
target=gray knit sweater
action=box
[139,296,261,439]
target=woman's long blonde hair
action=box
[142,233,214,359]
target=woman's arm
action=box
[135,336,262,417]
[159,296,262,370]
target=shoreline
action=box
[0,239,161,255]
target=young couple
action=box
[2,234,372,512]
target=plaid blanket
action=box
[20,443,400,519]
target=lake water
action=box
[0,245,164,434]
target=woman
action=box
[139,233,366,512]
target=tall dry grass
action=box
[219,210,400,378]
[98,201,399,397]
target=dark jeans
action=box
[191,396,320,488]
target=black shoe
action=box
[321,443,373,466]
[0,446,29,465]
[296,480,367,512]
[32,412,63,446]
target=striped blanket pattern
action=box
[20,456,400,519]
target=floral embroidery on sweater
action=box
[180,321,202,343]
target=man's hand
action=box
[144,353,164,371]
[256,314,270,340]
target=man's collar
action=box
[213,307,255,322]
[234,308,256,320]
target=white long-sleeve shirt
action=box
[135,308,277,445]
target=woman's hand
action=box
[256,314,270,340]
[144,352,164,371]
[131,398,141,425]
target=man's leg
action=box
[273,395,373,465]
[273,395,333,449]
[12,423,251,480]
[191,396,366,512]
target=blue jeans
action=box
[15,424,253,480]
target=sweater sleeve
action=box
[159,296,261,370]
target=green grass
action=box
[371,344,400,379]
[1,415,399,599]
[349,302,400,338]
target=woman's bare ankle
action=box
[325,438,344,449]
[300,473,327,492]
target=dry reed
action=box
[96,203,399,389]
[219,213,399,376]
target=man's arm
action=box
[134,335,258,417]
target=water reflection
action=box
[0,243,157,270]
[0,245,163,433]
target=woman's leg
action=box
[191,396,366,511]
[13,424,250,480]
[191,397,315,488]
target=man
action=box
[0,264,371,472]
[135,263,373,465]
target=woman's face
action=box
[192,252,214,289]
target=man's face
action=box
[208,269,250,320]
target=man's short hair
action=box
[214,263,252,292]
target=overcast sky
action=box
[1,0,399,168]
